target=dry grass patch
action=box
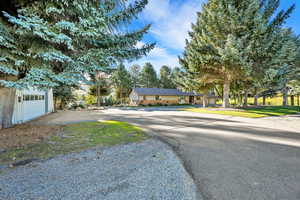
[0,121,148,165]
[0,124,63,150]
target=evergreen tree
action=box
[180,0,295,108]
[258,30,299,106]
[159,65,176,88]
[139,62,159,88]
[170,67,182,89]
[111,64,132,103]
[175,67,215,107]
[288,80,300,106]
[0,0,154,128]
[129,64,141,88]
[53,84,78,110]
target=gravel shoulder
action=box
[0,139,198,200]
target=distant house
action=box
[129,88,217,106]
[12,88,54,124]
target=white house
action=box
[12,88,54,124]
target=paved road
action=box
[35,108,300,200]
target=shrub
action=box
[69,103,86,110]
[85,95,96,105]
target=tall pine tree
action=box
[180,0,295,108]
[0,0,154,128]
[129,64,141,88]
[112,64,132,103]
[159,65,176,89]
[139,62,159,88]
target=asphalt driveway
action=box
[34,108,300,200]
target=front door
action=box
[189,96,194,104]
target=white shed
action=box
[12,88,54,124]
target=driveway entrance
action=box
[33,109,300,200]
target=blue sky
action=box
[128,0,300,71]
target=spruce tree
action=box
[259,30,299,106]
[139,62,159,88]
[129,64,141,88]
[170,67,182,89]
[180,0,295,108]
[159,65,176,89]
[0,0,154,128]
[112,63,132,103]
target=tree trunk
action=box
[202,94,208,108]
[96,84,101,107]
[0,87,16,129]
[95,71,102,107]
[238,93,243,107]
[282,87,288,106]
[290,95,295,106]
[59,99,65,110]
[262,96,266,106]
[297,95,300,106]
[54,96,57,112]
[120,88,123,105]
[243,91,248,107]
[254,95,258,106]
[253,88,258,106]
[222,76,230,108]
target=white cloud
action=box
[130,44,179,71]
[143,0,204,50]
[128,0,205,71]
[146,46,179,68]
[142,0,171,21]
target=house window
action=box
[196,96,201,100]
[143,96,146,100]
[23,95,30,101]
[155,96,160,100]
[23,95,45,101]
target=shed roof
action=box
[132,88,203,96]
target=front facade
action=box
[130,88,217,106]
[12,88,54,124]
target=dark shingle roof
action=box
[132,88,203,96]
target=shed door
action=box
[23,94,46,121]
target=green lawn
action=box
[182,106,300,118]
[0,121,148,165]
[216,95,300,106]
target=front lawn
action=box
[0,121,148,165]
[182,106,300,118]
